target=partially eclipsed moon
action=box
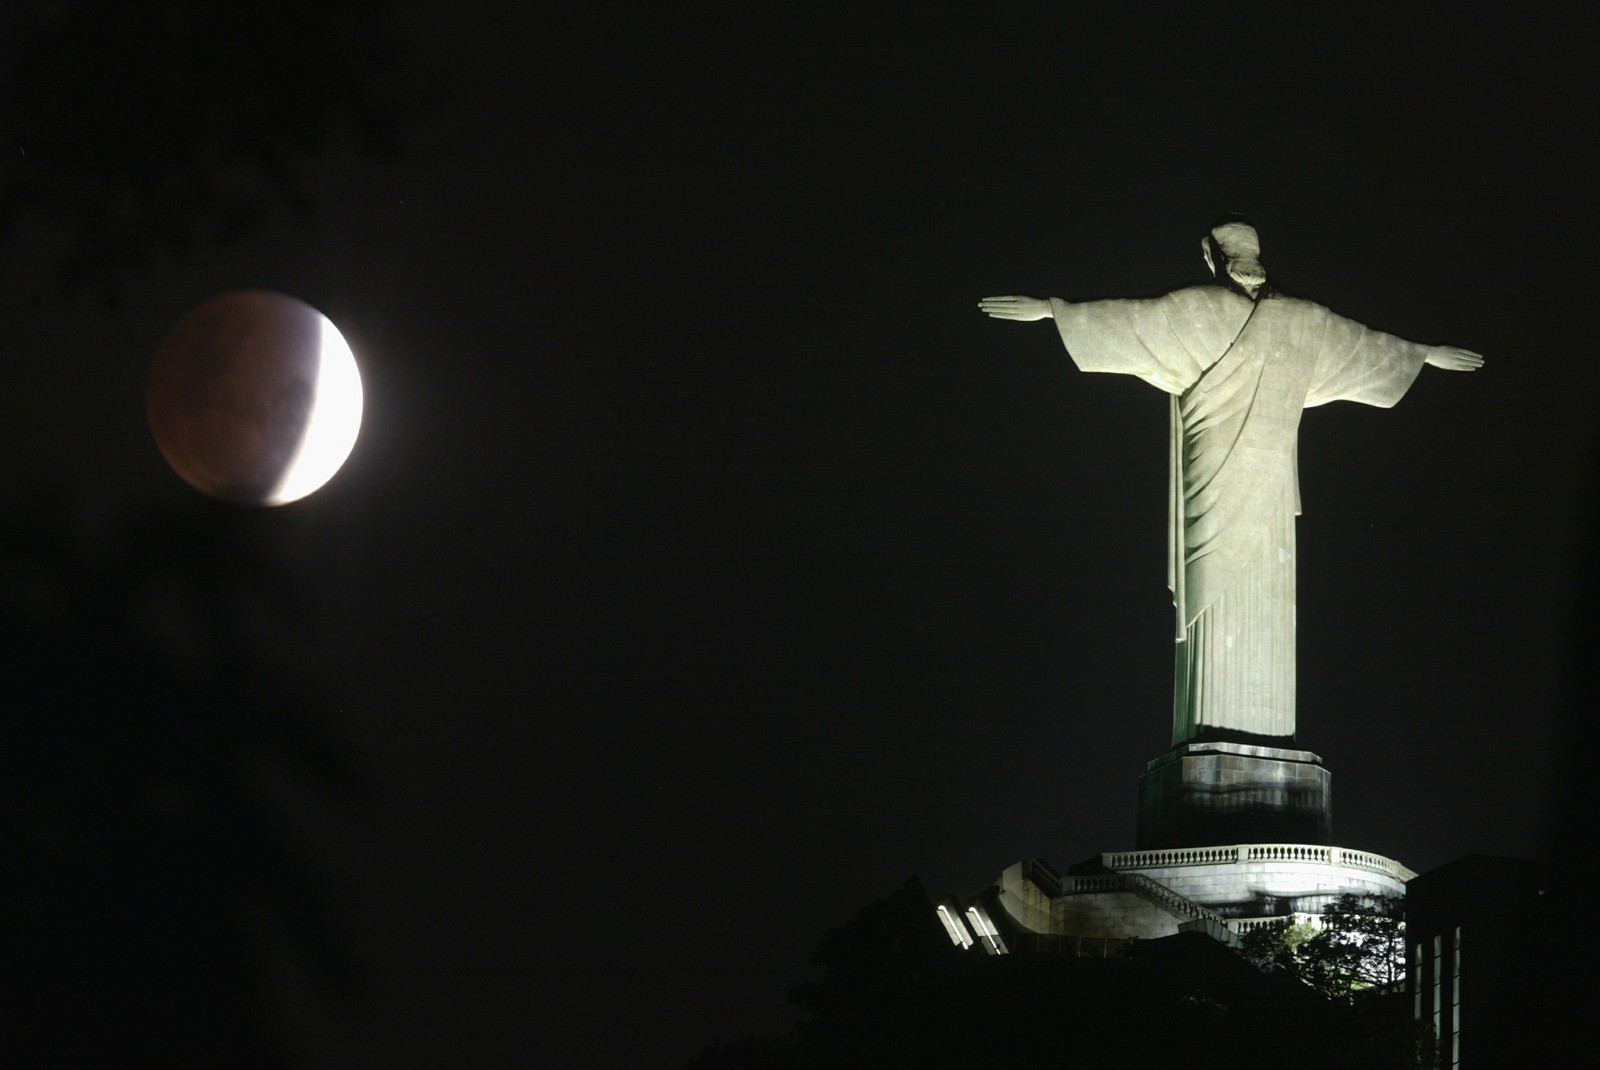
[148,290,363,505]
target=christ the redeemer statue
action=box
[981,218,1482,747]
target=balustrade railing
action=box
[1059,874,1123,895]
[1233,913,1321,934]
[1100,844,1413,881]
[1019,857,1062,898]
[1044,871,1229,928]
[1124,873,1230,927]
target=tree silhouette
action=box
[1240,894,1406,1002]
[1,497,357,1068]
[692,881,1430,1070]
[1,0,401,299]
[1302,894,1407,999]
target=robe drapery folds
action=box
[1049,286,1427,744]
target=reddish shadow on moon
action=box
[148,290,363,506]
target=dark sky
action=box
[3,2,1595,1067]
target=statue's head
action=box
[1201,215,1266,298]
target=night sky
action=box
[3,3,1594,1067]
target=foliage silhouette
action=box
[1,496,357,1068]
[1240,894,1406,1002]
[691,881,1429,1070]
[1,0,402,300]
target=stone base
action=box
[989,844,1414,945]
[1137,741,1332,849]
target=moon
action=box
[147,290,364,505]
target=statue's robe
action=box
[1049,285,1428,744]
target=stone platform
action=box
[1137,740,1332,849]
[988,844,1414,945]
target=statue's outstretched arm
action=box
[1424,345,1485,372]
[979,295,1052,321]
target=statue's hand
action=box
[979,295,1052,321]
[1425,345,1484,372]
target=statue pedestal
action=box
[987,844,1413,947]
[1137,740,1332,849]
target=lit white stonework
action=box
[993,845,1413,944]
[964,219,1476,949]
[980,220,1481,743]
